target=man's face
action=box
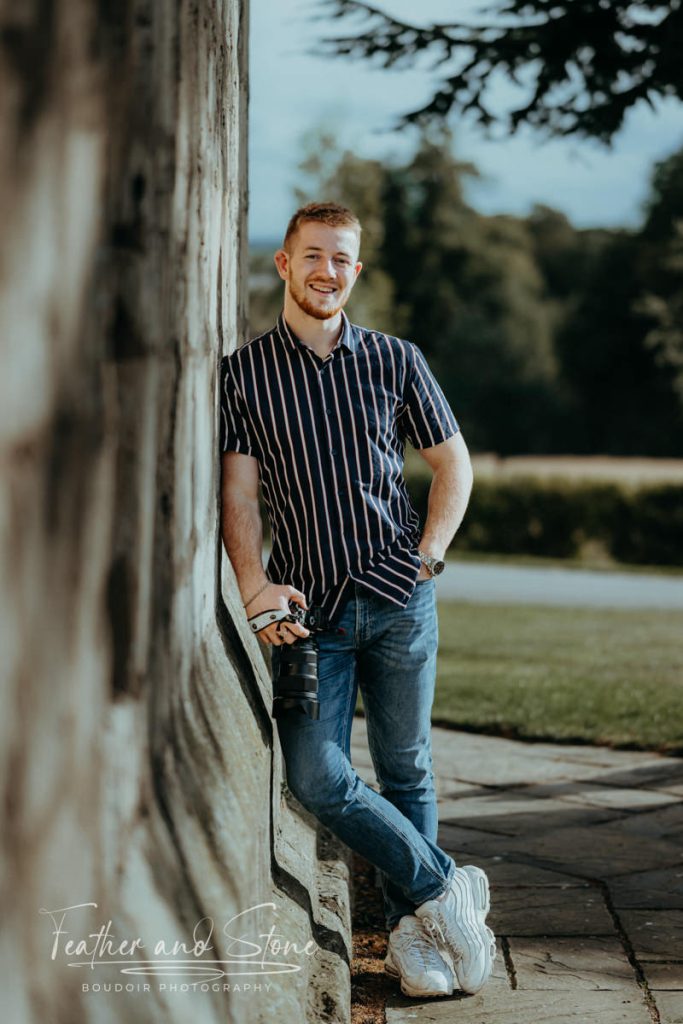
[275,221,362,320]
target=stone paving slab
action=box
[654,991,683,1024]
[385,989,651,1023]
[581,763,683,795]
[609,867,683,909]
[350,719,683,1023]
[552,785,681,813]
[427,728,666,787]
[509,937,641,991]
[642,963,683,989]
[439,820,683,879]
[618,911,683,960]
[517,779,678,806]
[438,799,621,837]
[489,886,615,937]
[616,803,683,840]
[476,857,594,889]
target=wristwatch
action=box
[417,550,445,577]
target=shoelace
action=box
[422,917,463,962]
[398,927,450,972]
[422,916,498,964]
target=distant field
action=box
[431,601,683,753]
[404,449,683,486]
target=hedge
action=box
[404,475,683,567]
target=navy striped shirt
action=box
[220,311,459,623]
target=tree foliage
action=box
[318,0,683,142]
[636,149,683,400]
[250,133,683,454]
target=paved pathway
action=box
[437,562,683,609]
[351,719,683,1023]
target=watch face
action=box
[432,560,445,576]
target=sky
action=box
[248,0,683,243]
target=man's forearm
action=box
[419,458,473,558]
[221,495,268,602]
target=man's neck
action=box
[282,300,343,359]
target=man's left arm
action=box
[416,432,473,575]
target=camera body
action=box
[272,602,333,721]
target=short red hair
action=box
[283,202,361,251]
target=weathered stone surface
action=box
[618,911,683,961]
[441,822,683,879]
[558,786,681,813]
[643,963,683,989]
[385,989,650,1023]
[609,868,683,909]
[484,858,594,889]
[0,3,351,1022]
[385,965,511,1021]
[439,821,515,857]
[428,729,665,790]
[616,802,683,840]
[509,937,639,991]
[439,793,619,837]
[655,991,683,1024]
[490,887,615,937]
[589,763,683,794]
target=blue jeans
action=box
[272,579,455,929]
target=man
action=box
[219,202,496,999]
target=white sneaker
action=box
[384,915,454,998]
[415,865,496,995]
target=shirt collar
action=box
[275,310,357,355]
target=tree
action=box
[639,225,683,401]
[635,148,683,403]
[552,147,683,454]
[319,0,683,143]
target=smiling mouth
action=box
[309,284,336,295]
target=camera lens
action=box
[272,636,320,720]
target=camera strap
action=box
[247,608,297,635]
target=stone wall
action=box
[0,2,350,1021]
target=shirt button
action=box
[329,448,336,456]
[325,407,333,415]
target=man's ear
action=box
[354,261,363,281]
[274,248,289,281]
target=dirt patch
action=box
[350,852,395,1024]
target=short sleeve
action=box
[219,355,255,455]
[397,343,459,449]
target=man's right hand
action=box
[244,583,310,646]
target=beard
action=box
[289,278,346,321]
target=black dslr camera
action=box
[272,602,335,721]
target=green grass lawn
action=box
[430,601,683,753]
